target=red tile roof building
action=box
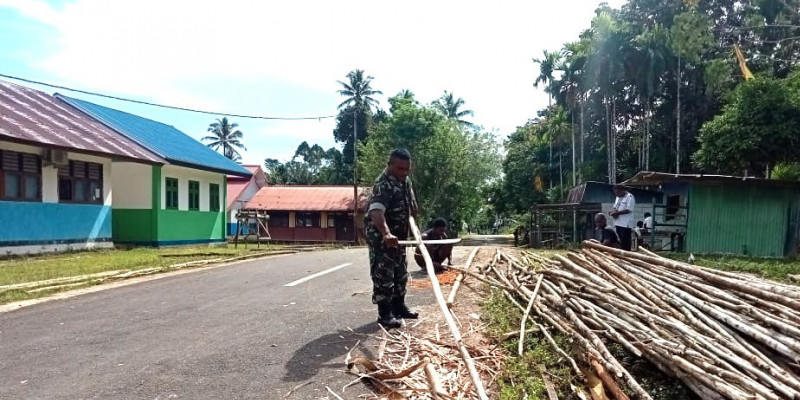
[244,185,369,242]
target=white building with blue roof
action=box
[57,95,252,246]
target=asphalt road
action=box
[0,248,436,400]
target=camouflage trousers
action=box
[368,240,408,305]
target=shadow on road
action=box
[282,322,380,383]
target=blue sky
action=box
[0,0,621,165]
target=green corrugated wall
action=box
[687,184,799,257]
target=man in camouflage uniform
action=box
[365,149,419,329]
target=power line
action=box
[0,73,337,121]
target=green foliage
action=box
[771,162,800,181]
[432,90,474,127]
[202,117,246,161]
[671,11,713,64]
[264,144,350,185]
[359,96,500,230]
[490,0,800,220]
[694,77,800,174]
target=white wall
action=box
[112,162,152,209]
[161,165,224,211]
[0,140,112,206]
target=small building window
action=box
[296,212,320,227]
[188,180,200,210]
[1,150,41,202]
[209,183,220,212]
[666,195,680,221]
[58,160,102,204]
[165,178,179,209]
[269,211,290,227]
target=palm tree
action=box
[586,11,624,183]
[433,91,474,127]
[203,117,246,161]
[634,24,671,171]
[533,50,563,108]
[337,69,382,111]
[533,49,563,187]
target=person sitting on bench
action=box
[594,213,621,249]
[414,218,453,272]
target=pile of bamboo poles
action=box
[473,241,800,400]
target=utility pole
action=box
[353,107,359,245]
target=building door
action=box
[334,214,355,242]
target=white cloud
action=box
[3,0,624,164]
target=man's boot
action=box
[377,301,401,329]
[391,296,419,319]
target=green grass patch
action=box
[0,244,286,304]
[664,252,800,283]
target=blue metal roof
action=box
[56,95,251,177]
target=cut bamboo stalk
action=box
[447,246,480,308]
[409,217,489,400]
[518,275,544,356]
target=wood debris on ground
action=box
[347,240,800,400]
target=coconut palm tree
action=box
[337,69,382,111]
[203,117,246,161]
[433,90,474,127]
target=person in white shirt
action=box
[610,185,635,251]
[642,212,653,234]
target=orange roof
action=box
[245,185,370,212]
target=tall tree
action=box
[533,49,564,187]
[335,69,382,187]
[671,9,713,174]
[336,69,382,111]
[432,90,475,127]
[694,77,800,175]
[203,117,246,161]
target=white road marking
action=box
[284,263,353,287]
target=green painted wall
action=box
[687,184,798,257]
[157,209,225,241]
[151,165,161,241]
[112,209,156,243]
[112,165,227,245]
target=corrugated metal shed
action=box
[687,185,798,257]
[624,171,800,258]
[0,80,163,163]
[57,95,251,177]
[246,186,369,211]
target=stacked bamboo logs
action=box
[476,241,800,400]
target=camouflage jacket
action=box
[364,169,418,243]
